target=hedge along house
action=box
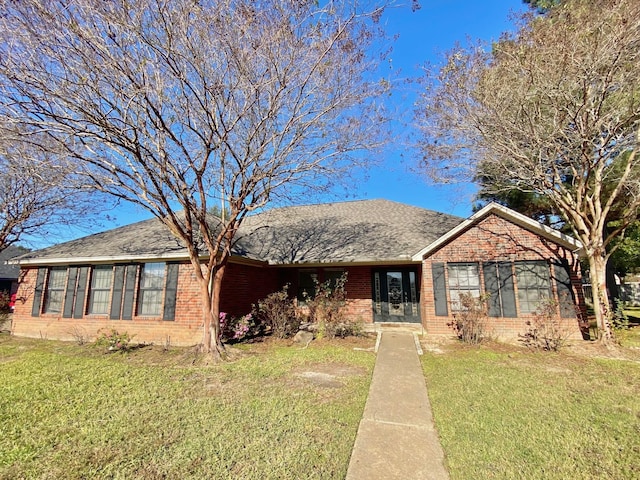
[10,199,587,345]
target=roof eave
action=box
[11,251,270,268]
[268,258,422,268]
[12,252,193,266]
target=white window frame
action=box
[88,265,113,315]
[137,262,166,316]
[44,267,67,314]
[447,263,481,311]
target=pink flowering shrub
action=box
[219,312,261,343]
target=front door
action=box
[372,268,421,323]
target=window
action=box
[324,269,346,290]
[297,270,318,304]
[483,262,517,317]
[515,261,551,313]
[297,269,346,304]
[88,265,113,315]
[447,263,480,311]
[44,267,67,314]
[137,263,166,316]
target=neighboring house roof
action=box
[411,202,583,261]
[0,245,26,280]
[15,199,463,266]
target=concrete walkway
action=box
[346,330,449,480]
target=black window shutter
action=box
[554,261,576,318]
[122,264,138,320]
[73,267,89,319]
[110,265,126,320]
[432,263,448,317]
[163,263,179,321]
[498,262,517,318]
[63,267,78,318]
[31,268,47,317]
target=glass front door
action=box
[372,268,421,323]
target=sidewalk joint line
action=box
[367,418,432,430]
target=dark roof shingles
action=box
[17,217,187,262]
[17,200,463,265]
[237,199,462,264]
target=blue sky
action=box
[51,1,528,245]
[354,0,528,218]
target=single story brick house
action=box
[10,200,587,345]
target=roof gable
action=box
[411,202,582,261]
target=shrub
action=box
[220,312,262,342]
[253,285,300,339]
[0,290,9,313]
[95,329,133,353]
[0,291,10,332]
[68,326,89,346]
[304,272,359,339]
[519,298,568,351]
[612,299,630,331]
[321,320,363,339]
[611,299,630,345]
[448,293,489,344]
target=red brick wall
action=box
[11,260,277,347]
[420,214,586,339]
[220,262,279,316]
[342,266,374,323]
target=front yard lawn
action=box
[0,335,375,479]
[422,341,640,480]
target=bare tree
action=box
[416,0,640,341]
[0,0,391,356]
[0,122,100,252]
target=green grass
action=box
[0,335,375,479]
[617,308,640,347]
[422,344,640,480]
[616,326,640,347]
[623,307,640,325]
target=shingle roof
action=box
[15,199,464,265]
[237,199,463,264]
[15,216,189,264]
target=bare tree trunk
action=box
[199,278,214,354]
[210,264,226,355]
[589,252,614,342]
[198,263,226,359]
[414,0,640,347]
